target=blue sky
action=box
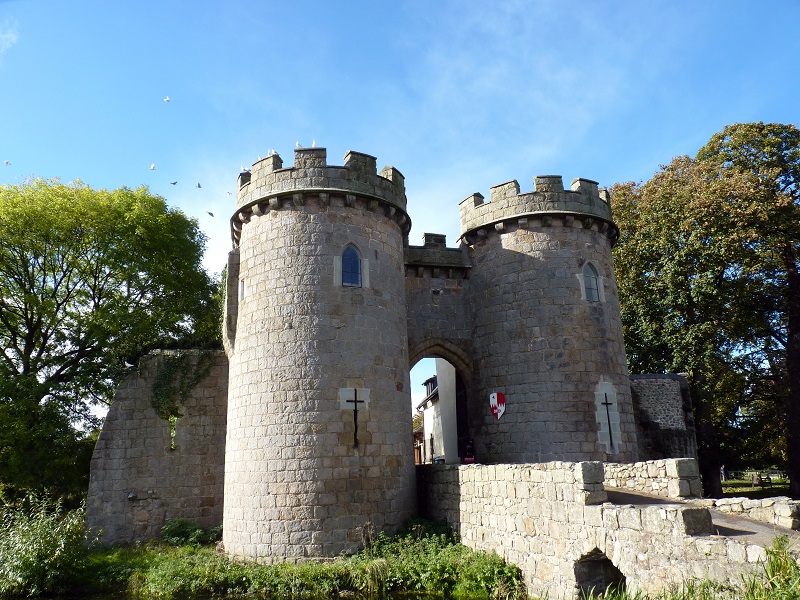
[2,1,799,404]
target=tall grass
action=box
[81,517,526,600]
[0,494,90,597]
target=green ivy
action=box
[150,351,214,422]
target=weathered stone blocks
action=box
[224,148,416,562]
[418,461,763,600]
[86,351,228,545]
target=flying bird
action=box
[150,164,156,170]
[197,183,202,188]
[207,211,214,217]
[164,96,171,102]
[170,181,177,185]
[3,160,9,166]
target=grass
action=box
[721,477,790,499]
[0,503,526,599]
[80,519,527,600]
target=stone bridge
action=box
[418,459,800,599]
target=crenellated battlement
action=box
[459,175,616,244]
[231,147,409,246]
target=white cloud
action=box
[0,19,18,64]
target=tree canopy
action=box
[612,122,800,496]
[0,179,221,499]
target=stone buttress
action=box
[222,148,416,561]
[459,176,638,463]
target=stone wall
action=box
[630,374,697,460]
[418,462,764,599]
[604,459,703,499]
[694,497,800,530]
[405,234,473,373]
[86,351,228,545]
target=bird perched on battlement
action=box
[296,141,302,148]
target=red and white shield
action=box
[489,392,505,419]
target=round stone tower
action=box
[460,176,638,464]
[222,148,416,561]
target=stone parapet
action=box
[404,233,470,279]
[418,461,761,599]
[694,497,800,530]
[604,459,703,499]
[232,148,410,246]
[459,175,616,244]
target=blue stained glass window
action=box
[342,245,361,287]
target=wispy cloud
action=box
[0,18,19,64]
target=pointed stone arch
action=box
[409,338,472,389]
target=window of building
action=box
[576,262,605,303]
[342,245,362,287]
[583,263,600,302]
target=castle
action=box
[87,148,697,570]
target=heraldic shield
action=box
[489,392,505,419]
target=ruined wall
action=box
[87,351,228,545]
[631,375,697,460]
[418,462,764,599]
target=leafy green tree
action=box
[0,179,220,498]
[612,122,800,496]
[696,123,800,495]
[611,158,759,496]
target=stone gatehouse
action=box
[88,147,698,581]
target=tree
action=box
[0,179,221,498]
[611,158,761,496]
[696,123,800,496]
[612,122,800,496]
